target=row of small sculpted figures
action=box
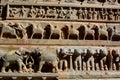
[9,6,120,21]
[0,22,119,41]
[8,0,120,5]
[0,46,119,73]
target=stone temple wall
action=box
[0,0,119,80]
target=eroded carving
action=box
[7,5,120,22]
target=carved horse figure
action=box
[49,25,63,39]
[0,22,19,39]
[107,26,120,41]
[28,23,44,39]
[78,24,94,40]
[92,25,108,40]
[67,25,79,39]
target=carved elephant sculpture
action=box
[0,48,30,73]
[56,48,69,71]
[32,47,59,73]
[111,48,120,70]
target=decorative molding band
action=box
[6,3,120,22]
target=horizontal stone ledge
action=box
[7,3,120,9]
[6,18,120,23]
[0,73,58,77]
[59,71,120,79]
[0,39,120,46]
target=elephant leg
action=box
[52,61,58,73]
[83,61,86,71]
[74,60,78,71]
[87,61,90,71]
[112,63,116,70]
[18,61,23,73]
[64,60,68,71]
[91,59,95,71]
[1,62,9,73]
[95,63,100,71]
[100,60,104,70]
[38,61,45,73]
[78,59,82,71]
[59,60,63,71]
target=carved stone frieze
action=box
[0,46,119,73]
[6,4,120,22]
[0,21,119,41]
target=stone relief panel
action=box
[0,21,119,41]
[6,4,120,22]
[0,46,119,73]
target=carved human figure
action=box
[37,7,45,18]
[108,9,114,20]
[65,7,73,19]
[87,8,92,20]
[97,9,104,20]
[28,6,37,18]
[83,8,88,19]
[102,9,108,20]
[46,7,57,18]
[92,8,98,20]
[9,8,17,17]
[114,10,119,21]
[18,6,26,18]
[77,8,83,19]
[58,7,66,19]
